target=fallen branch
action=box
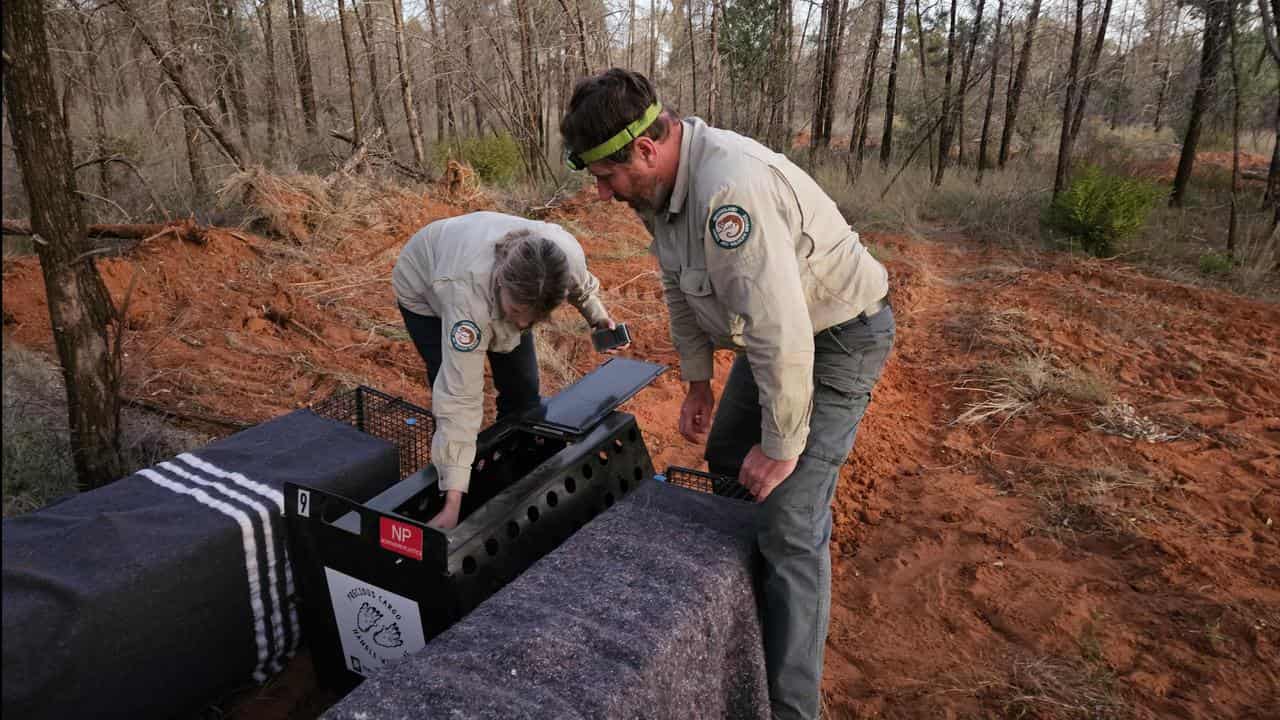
[73,154,171,220]
[329,129,430,181]
[327,127,384,185]
[123,397,252,430]
[2,218,208,245]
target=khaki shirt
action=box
[392,211,609,493]
[651,118,889,461]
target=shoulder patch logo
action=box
[710,205,752,249]
[450,320,481,352]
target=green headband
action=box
[566,102,663,170]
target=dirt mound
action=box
[4,188,1277,719]
[1140,150,1271,183]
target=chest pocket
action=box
[679,266,744,344]
[679,267,713,297]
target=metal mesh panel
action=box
[663,466,754,501]
[310,386,434,479]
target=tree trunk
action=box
[390,0,427,168]
[441,2,459,138]
[1154,6,1183,133]
[952,0,986,170]
[163,0,210,195]
[914,0,935,172]
[130,37,161,127]
[850,0,886,180]
[4,0,126,489]
[1171,0,1230,207]
[708,0,722,126]
[353,0,395,152]
[766,0,795,148]
[1269,92,1280,206]
[1109,0,1134,130]
[287,0,318,135]
[426,0,446,141]
[650,0,657,81]
[1053,0,1086,198]
[999,0,1042,166]
[786,0,808,144]
[214,0,253,155]
[336,0,364,147]
[514,0,545,175]
[811,0,832,152]
[121,0,246,168]
[1228,0,1241,256]
[1067,0,1114,149]
[556,0,591,77]
[812,0,847,153]
[933,0,959,185]
[1258,0,1280,204]
[80,14,112,198]
[461,6,484,135]
[687,0,698,117]
[881,0,906,168]
[255,0,282,161]
[629,0,637,67]
[824,1,849,147]
[977,0,1005,181]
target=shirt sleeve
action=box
[428,291,491,493]
[566,266,610,328]
[703,174,814,461]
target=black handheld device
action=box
[591,323,632,352]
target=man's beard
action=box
[624,175,668,214]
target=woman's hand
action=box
[426,490,464,530]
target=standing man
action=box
[561,69,894,719]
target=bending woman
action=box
[393,211,618,529]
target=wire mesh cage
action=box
[661,465,754,501]
[310,386,433,479]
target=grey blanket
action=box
[323,479,768,720]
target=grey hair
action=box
[492,229,572,321]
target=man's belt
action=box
[858,296,890,320]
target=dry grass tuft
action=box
[945,307,1033,355]
[533,311,587,390]
[1006,463,1158,541]
[954,353,1112,427]
[998,655,1129,719]
[218,167,438,249]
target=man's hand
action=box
[679,380,715,443]
[740,445,798,502]
[427,489,464,530]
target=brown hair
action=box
[493,230,571,321]
[560,68,675,165]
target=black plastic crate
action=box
[284,412,655,690]
[660,465,754,501]
[310,386,433,480]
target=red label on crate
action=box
[379,517,423,561]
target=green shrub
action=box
[1198,251,1234,276]
[1044,166,1165,256]
[434,133,523,185]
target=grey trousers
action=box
[706,306,895,720]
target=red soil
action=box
[4,183,1277,719]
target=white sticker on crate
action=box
[324,567,427,677]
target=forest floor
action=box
[2,166,1277,718]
